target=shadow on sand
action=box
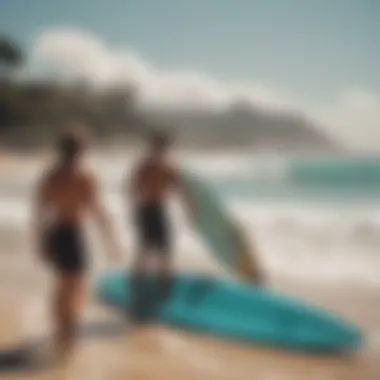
[0,319,127,373]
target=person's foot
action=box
[130,293,154,325]
[129,311,147,325]
[157,275,172,300]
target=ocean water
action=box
[0,152,380,288]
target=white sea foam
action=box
[0,154,379,287]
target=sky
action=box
[1,0,380,149]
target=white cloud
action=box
[31,28,296,110]
[32,29,155,87]
[31,28,380,151]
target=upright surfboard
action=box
[95,269,363,351]
[180,170,263,283]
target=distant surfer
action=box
[126,130,194,309]
[32,126,122,362]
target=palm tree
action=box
[0,36,23,80]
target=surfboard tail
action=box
[230,220,265,285]
[180,169,265,284]
[236,252,265,284]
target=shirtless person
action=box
[32,127,121,361]
[127,131,193,305]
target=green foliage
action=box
[0,35,153,148]
[0,35,23,78]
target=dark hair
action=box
[56,126,87,161]
[149,129,173,149]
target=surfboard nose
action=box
[332,323,364,350]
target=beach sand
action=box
[0,224,379,380]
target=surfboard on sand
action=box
[95,269,363,351]
[180,170,264,283]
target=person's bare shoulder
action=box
[37,164,56,189]
[34,165,57,201]
[133,158,146,175]
[132,157,152,181]
[165,160,180,183]
[78,167,99,199]
[80,166,97,186]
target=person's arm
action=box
[86,171,122,263]
[126,166,139,201]
[126,160,144,202]
[31,171,50,261]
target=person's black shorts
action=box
[45,222,87,274]
[135,201,171,252]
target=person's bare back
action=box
[133,158,178,203]
[32,127,121,361]
[126,131,195,312]
[41,165,95,224]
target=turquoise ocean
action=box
[0,152,380,288]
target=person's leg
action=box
[131,202,155,319]
[155,213,173,299]
[132,247,149,275]
[130,247,151,321]
[52,273,85,362]
[156,250,173,299]
[133,202,150,283]
[50,224,87,363]
[131,248,148,299]
[152,204,172,298]
[52,274,67,360]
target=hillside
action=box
[141,100,341,153]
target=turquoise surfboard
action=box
[95,269,363,351]
[180,170,263,282]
